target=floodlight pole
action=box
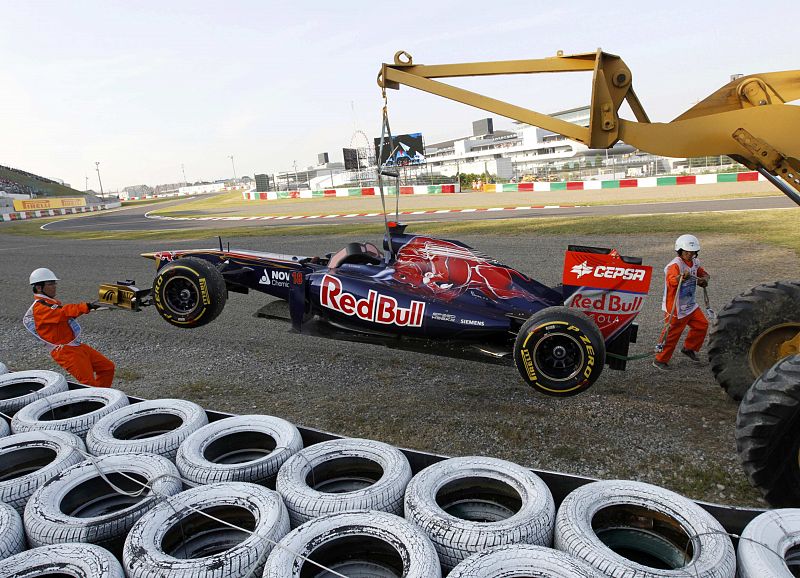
[95,162,105,200]
[181,163,187,185]
[229,155,237,180]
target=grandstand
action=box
[0,165,83,198]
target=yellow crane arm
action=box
[378,50,800,204]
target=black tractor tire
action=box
[708,280,800,402]
[513,307,605,397]
[736,354,800,507]
[152,257,227,328]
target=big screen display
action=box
[373,133,425,166]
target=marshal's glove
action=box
[697,277,709,288]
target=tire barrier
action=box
[448,544,605,577]
[0,418,7,438]
[0,370,68,417]
[86,398,208,460]
[263,510,441,578]
[404,455,556,570]
[176,414,302,487]
[276,437,412,528]
[0,431,86,513]
[123,481,289,578]
[0,365,783,575]
[11,388,129,439]
[0,362,7,375]
[24,453,182,556]
[554,480,736,578]
[737,508,800,578]
[0,542,125,577]
[737,354,800,507]
[0,502,24,562]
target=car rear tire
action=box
[153,257,227,328]
[513,307,605,397]
[708,280,800,402]
[736,354,800,507]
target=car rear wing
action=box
[561,246,653,342]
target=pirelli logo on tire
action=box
[521,349,537,381]
[199,278,210,305]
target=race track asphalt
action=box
[37,183,796,232]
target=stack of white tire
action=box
[0,364,797,577]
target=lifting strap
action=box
[376,96,401,258]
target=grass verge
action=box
[146,190,782,217]
[2,208,798,255]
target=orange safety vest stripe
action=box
[32,296,88,345]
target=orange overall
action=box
[655,258,709,364]
[26,295,115,387]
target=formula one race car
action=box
[102,223,652,396]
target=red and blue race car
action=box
[131,223,652,396]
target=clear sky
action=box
[1,0,796,191]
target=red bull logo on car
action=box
[320,274,425,327]
[563,249,653,339]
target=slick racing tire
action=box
[448,544,605,578]
[176,414,302,487]
[736,354,800,507]
[123,482,289,578]
[0,370,68,417]
[86,398,208,460]
[404,455,556,570]
[24,453,182,556]
[554,480,735,578]
[0,431,86,513]
[0,543,125,578]
[708,280,800,402]
[11,388,129,440]
[152,257,227,328]
[264,510,441,578]
[513,306,605,397]
[737,508,800,578]
[276,438,412,528]
[0,502,25,562]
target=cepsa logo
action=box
[563,251,652,294]
[570,260,647,282]
[320,274,425,327]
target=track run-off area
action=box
[37,181,795,232]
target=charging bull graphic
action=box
[389,237,532,302]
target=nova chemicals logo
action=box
[571,261,593,278]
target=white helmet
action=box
[29,268,59,286]
[675,234,700,252]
